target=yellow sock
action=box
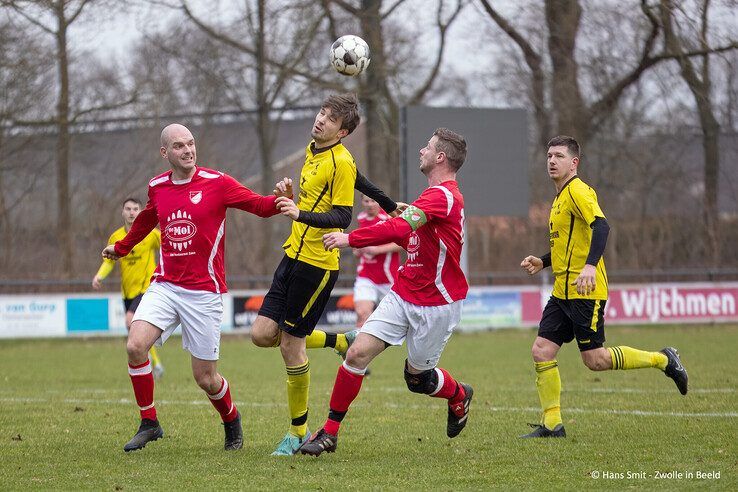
[148,346,161,366]
[334,333,348,354]
[304,330,347,352]
[535,360,562,430]
[305,330,326,349]
[608,346,668,370]
[286,360,310,438]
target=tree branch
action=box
[381,0,407,20]
[67,0,94,25]
[587,0,662,133]
[329,0,359,16]
[409,0,466,104]
[70,93,138,123]
[478,0,549,144]
[180,0,335,87]
[4,2,55,34]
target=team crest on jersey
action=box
[164,209,197,251]
[189,191,202,204]
[407,232,420,262]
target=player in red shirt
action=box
[352,195,402,327]
[101,123,292,452]
[300,128,473,456]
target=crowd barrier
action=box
[1,282,737,339]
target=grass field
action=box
[1,324,736,490]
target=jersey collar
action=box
[310,140,342,156]
[556,175,579,197]
[170,166,198,185]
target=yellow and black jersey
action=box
[549,176,608,300]
[96,227,160,299]
[283,141,357,270]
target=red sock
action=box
[128,360,156,421]
[430,367,466,405]
[324,364,365,435]
[207,377,238,423]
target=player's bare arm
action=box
[273,177,293,198]
[102,245,121,261]
[323,232,350,250]
[521,255,543,275]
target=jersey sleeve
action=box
[96,231,118,279]
[95,259,115,279]
[568,183,605,225]
[349,217,413,248]
[331,158,357,207]
[153,228,161,249]
[221,173,279,217]
[398,187,450,231]
[114,191,159,257]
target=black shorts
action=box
[538,296,606,352]
[259,255,339,338]
[123,294,144,314]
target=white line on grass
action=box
[372,386,735,394]
[2,396,736,418]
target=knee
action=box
[193,372,219,393]
[251,328,278,348]
[531,343,548,362]
[403,362,437,395]
[531,338,558,362]
[345,344,369,368]
[126,338,148,361]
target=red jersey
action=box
[349,181,467,306]
[355,211,400,285]
[114,167,279,293]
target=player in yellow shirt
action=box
[250,93,402,455]
[93,198,164,379]
[519,135,688,438]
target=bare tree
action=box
[477,0,737,149]
[2,0,136,277]
[659,0,724,264]
[0,18,54,271]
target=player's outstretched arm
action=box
[115,199,159,257]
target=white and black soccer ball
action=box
[330,35,371,77]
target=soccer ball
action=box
[330,35,371,77]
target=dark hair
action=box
[433,128,467,171]
[547,135,580,159]
[322,93,360,135]
[123,197,142,207]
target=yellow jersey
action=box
[283,141,357,270]
[549,176,608,300]
[96,227,160,299]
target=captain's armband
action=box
[400,205,427,231]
